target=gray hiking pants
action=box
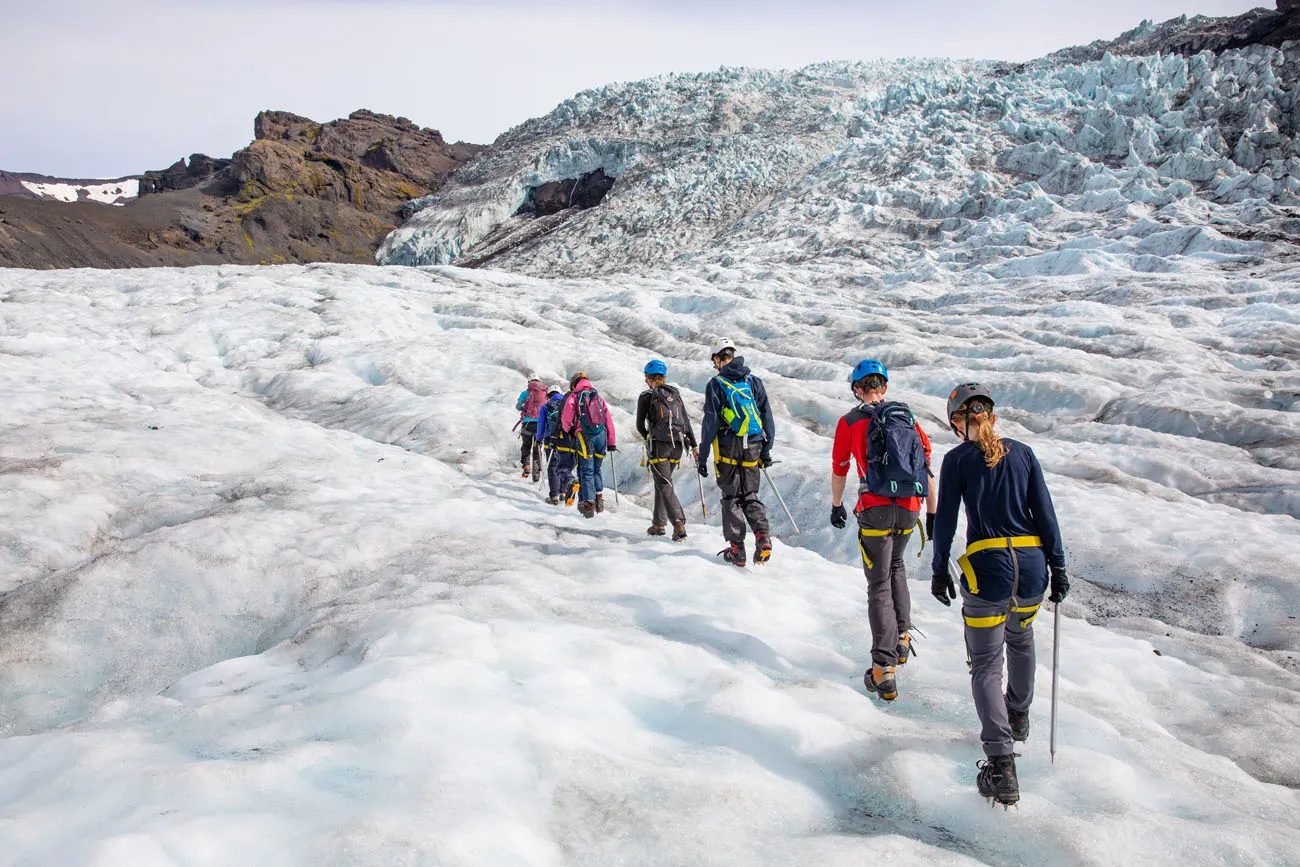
[716,437,769,544]
[648,440,686,528]
[962,590,1044,757]
[857,503,919,667]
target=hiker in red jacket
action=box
[829,359,937,703]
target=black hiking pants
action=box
[520,421,540,468]
[715,436,769,544]
[648,439,687,527]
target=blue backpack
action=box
[862,401,928,498]
[576,389,607,438]
[715,376,764,440]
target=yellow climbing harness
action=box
[857,524,914,570]
[957,535,1041,595]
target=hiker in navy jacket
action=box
[696,338,774,566]
[538,389,577,506]
[930,382,1070,808]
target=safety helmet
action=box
[946,382,994,421]
[644,359,668,376]
[710,337,737,358]
[569,371,587,389]
[849,358,888,384]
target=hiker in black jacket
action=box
[636,359,698,541]
[696,338,774,567]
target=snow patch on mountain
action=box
[18,178,139,205]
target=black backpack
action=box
[861,401,929,498]
[647,385,689,444]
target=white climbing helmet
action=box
[710,336,737,358]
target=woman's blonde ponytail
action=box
[972,413,1007,468]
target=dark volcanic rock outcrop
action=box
[0,110,485,269]
[1049,1,1300,62]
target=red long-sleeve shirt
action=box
[831,403,932,512]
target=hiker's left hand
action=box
[760,453,772,469]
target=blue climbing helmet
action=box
[644,359,668,376]
[849,359,888,385]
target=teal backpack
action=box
[716,376,764,440]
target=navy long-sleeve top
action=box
[931,438,1065,602]
[698,357,775,462]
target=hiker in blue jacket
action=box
[697,338,774,566]
[516,377,547,482]
[537,389,578,506]
[930,382,1070,808]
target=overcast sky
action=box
[0,0,1267,177]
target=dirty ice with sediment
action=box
[3,30,1300,867]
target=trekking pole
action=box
[760,466,800,534]
[1050,601,1061,764]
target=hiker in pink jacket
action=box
[560,371,617,518]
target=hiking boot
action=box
[522,465,531,478]
[578,501,596,519]
[647,524,667,536]
[565,480,579,507]
[976,754,1020,807]
[864,664,898,701]
[532,464,541,482]
[896,631,916,666]
[718,541,746,567]
[754,532,772,564]
[672,521,688,542]
[595,495,605,514]
[546,495,560,506]
[1007,702,1030,743]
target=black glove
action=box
[697,460,709,478]
[830,504,847,528]
[925,512,936,539]
[932,569,956,606]
[1049,565,1070,604]
[607,444,617,452]
[760,453,773,468]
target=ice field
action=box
[1,259,1298,866]
[4,35,1300,867]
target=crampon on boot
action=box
[672,521,687,542]
[976,754,1020,807]
[578,501,596,519]
[521,465,531,478]
[896,631,917,666]
[595,495,605,514]
[864,664,898,701]
[532,464,541,482]
[1007,702,1030,743]
[546,495,560,506]
[647,524,667,536]
[754,531,772,564]
[718,541,746,567]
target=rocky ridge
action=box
[0,110,483,269]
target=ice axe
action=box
[609,449,620,507]
[1051,601,1061,764]
[760,465,799,534]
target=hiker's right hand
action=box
[830,504,847,529]
[697,460,709,478]
[931,570,956,606]
[1049,565,1070,604]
